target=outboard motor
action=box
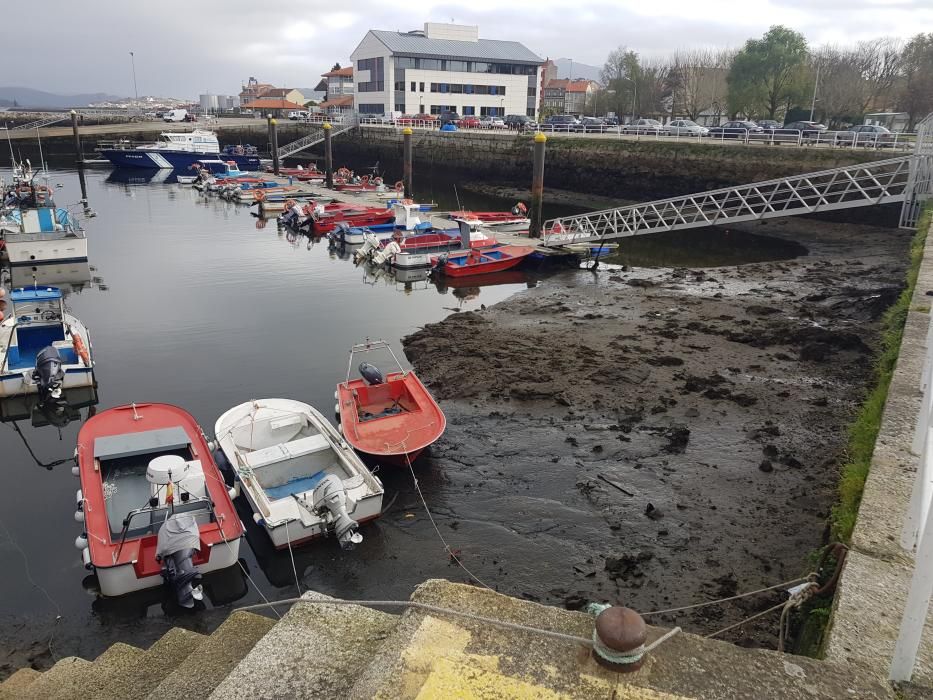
[32,346,64,404]
[311,474,362,549]
[457,220,472,249]
[359,362,384,386]
[156,512,204,608]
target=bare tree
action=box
[856,37,903,113]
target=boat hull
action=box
[436,245,534,278]
[3,233,88,266]
[101,149,260,171]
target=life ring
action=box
[394,180,404,193]
[392,230,404,243]
[402,199,414,205]
[253,188,266,201]
[71,330,91,367]
[284,198,297,209]
[373,177,383,185]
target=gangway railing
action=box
[900,113,933,229]
[9,116,69,131]
[542,156,913,246]
[276,115,358,160]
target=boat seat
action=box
[284,433,330,458]
[242,434,330,469]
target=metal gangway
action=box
[9,115,69,131]
[276,115,358,160]
[542,156,915,246]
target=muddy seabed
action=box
[403,215,911,648]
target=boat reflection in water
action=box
[8,261,95,295]
[361,262,537,300]
[84,563,249,622]
[105,168,176,186]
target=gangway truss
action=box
[276,115,358,160]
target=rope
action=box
[215,514,281,620]
[284,519,302,595]
[591,626,682,666]
[641,574,816,616]
[704,601,787,639]
[403,451,494,591]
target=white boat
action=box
[0,286,95,399]
[214,398,384,550]
[175,175,198,185]
[1,197,88,267]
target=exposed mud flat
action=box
[402,215,910,648]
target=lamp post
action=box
[809,62,821,122]
[500,97,504,117]
[129,51,139,108]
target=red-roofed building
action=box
[542,78,598,116]
[241,98,306,117]
[322,66,354,102]
[318,95,354,115]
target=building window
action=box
[526,108,536,117]
[395,103,405,113]
[357,57,385,92]
[430,83,438,93]
[358,103,385,114]
[430,105,441,115]
[488,86,498,96]
[480,106,504,117]
[394,81,404,92]
[451,84,463,94]
[421,59,441,70]
[419,82,425,92]
[527,87,536,97]
[462,106,475,115]
[439,84,449,93]
[464,84,474,94]
[410,82,416,92]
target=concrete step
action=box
[14,657,92,700]
[348,579,898,700]
[85,628,207,700]
[209,592,398,699]
[148,612,276,699]
[73,643,147,700]
[0,668,41,699]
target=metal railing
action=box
[9,116,69,131]
[901,114,933,229]
[541,156,913,245]
[276,114,358,159]
[891,295,933,682]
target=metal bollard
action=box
[592,606,648,672]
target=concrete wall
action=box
[824,216,933,691]
[337,128,889,200]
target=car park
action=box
[479,115,506,129]
[833,124,898,148]
[665,119,709,136]
[780,120,828,142]
[457,116,482,129]
[543,115,582,132]
[756,120,782,131]
[504,114,538,130]
[580,117,606,132]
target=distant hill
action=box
[554,58,601,83]
[0,87,124,109]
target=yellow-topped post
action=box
[323,122,333,188]
[402,126,413,199]
[530,131,547,238]
[268,115,280,175]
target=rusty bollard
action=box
[592,606,647,671]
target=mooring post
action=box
[70,110,83,165]
[270,117,280,176]
[403,127,413,198]
[530,132,547,238]
[324,122,333,189]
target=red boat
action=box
[335,175,386,193]
[264,163,324,179]
[434,244,534,277]
[336,340,446,466]
[74,403,244,599]
[311,208,395,235]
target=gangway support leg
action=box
[403,127,413,199]
[530,132,547,238]
[324,123,333,189]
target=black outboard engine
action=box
[32,346,64,404]
[359,362,384,386]
[156,513,204,608]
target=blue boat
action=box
[100,129,260,171]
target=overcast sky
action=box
[7,0,930,98]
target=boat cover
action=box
[94,426,190,460]
[156,512,201,557]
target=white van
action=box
[163,109,188,122]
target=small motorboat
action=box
[449,203,530,232]
[433,244,534,278]
[0,286,95,400]
[214,398,384,550]
[334,175,388,193]
[336,340,446,467]
[312,207,396,236]
[175,175,197,185]
[74,403,244,604]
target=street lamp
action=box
[499,97,504,117]
[129,51,139,107]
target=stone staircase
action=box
[0,580,902,699]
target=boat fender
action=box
[359,362,384,386]
[70,330,91,367]
[74,510,85,523]
[394,180,404,193]
[75,489,83,510]
[227,486,238,500]
[75,533,89,551]
[71,464,79,477]
[333,390,339,401]
[254,188,266,202]
[334,403,340,416]
[252,513,263,525]
[81,548,92,570]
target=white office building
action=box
[350,23,544,119]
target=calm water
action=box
[0,167,542,664]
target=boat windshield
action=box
[118,498,213,540]
[11,296,63,325]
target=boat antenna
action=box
[5,122,14,171]
[453,183,462,213]
[36,127,47,175]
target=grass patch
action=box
[831,204,932,541]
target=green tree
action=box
[727,25,810,119]
[900,33,933,130]
[331,62,342,71]
[600,46,640,120]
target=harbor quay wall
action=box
[327,127,885,201]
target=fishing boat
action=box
[448,203,530,233]
[175,175,198,185]
[100,130,261,171]
[74,403,244,602]
[433,244,534,278]
[265,164,326,181]
[0,286,95,400]
[1,181,88,266]
[312,207,396,236]
[334,175,388,193]
[336,340,446,466]
[214,399,384,550]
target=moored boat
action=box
[433,244,534,277]
[448,203,530,232]
[214,398,384,550]
[336,340,445,466]
[74,403,244,603]
[0,286,95,400]
[1,180,88,266]
[100,130,260,171]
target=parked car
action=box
[504,114,538,130]
[288,111,310,120]
[580,117,606,131]
[397,114,436,125]
[163,109,188,122]
[756,119,782,131]
[543,114,582,132]
[707,120,764,139]
[603,116,620,126]
[457,116,482,129]
[479,115,506,129]
[665,119,709,136]
[622,118,664,135]
[782,120,827,140]
[833,124,898,148]
[439,111,460,126]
